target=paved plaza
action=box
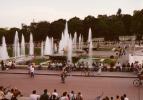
[0,69,142,100]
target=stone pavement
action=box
[0,69,141,100]
[0,69,137,78]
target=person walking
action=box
[61,69,68,84]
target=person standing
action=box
[123,94,129,100]
[40,89,49,100]
[30,63,35,78]
[75,92,83,100]
[115,95,120,100]
[69,91,76,100]
[60,92,69,100]
[29,90,40,100]
[97,63,103,75]
[1,60,5,71]
[51,89,59,99]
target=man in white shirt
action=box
[51,89,59,99]
[30,90,40,100]
[123,94,129,100]
[30,64,35,78]
[60,92,68,100]
[115,62,122,71]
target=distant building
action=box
[92,38,104,42]
[119,36,136,41]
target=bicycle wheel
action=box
[133,79,141,86]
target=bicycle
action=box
[133,74,143,86]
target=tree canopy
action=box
[0,9,143,44]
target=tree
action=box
[0,28,8,44]
[5,28,20,44]
[83,15,96,41]
[68,17,84,38]
[49,19,66,40]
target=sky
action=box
[0,0,142,28]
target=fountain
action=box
[0,36,9,60]
[67,35,73,63]
[13,31,20,57]
[88,28,93,68]
[44,36,53,55]
[58,33,64,55]
[29,33,34,56]
[54,43,58,53]
[51,37,54,55]
[44,36,49,55]
[73,32,77,50]
[81,35,84,50]
[58,22,70,55]
[58,22,73,62]
[21,34,25,56]
[78,34,81,50]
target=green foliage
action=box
[32,58,47,65]
[1,9,143,43]
[34,48,41,56]
[7,47,13,57]
[104,58,117,66]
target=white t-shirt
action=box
[52,92,58,98]
[30,94,40,100]
[60,96,69,100]
[5,92,13,99]
[30,67,34,73]
[124,97,129,100]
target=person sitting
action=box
[115,62,122,71]
[38,64,42,70]
[138,67,143,80]
[139,67,143,75]
[11,61,16,69]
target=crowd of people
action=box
[1,60,16,71]
[1,85,131,100]
[42,60,143,74]
[101,94,129,100]
[0,85,83,100]
[0,86,22,100]
[30,89,83,100]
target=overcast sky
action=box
[0,0,142,28]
